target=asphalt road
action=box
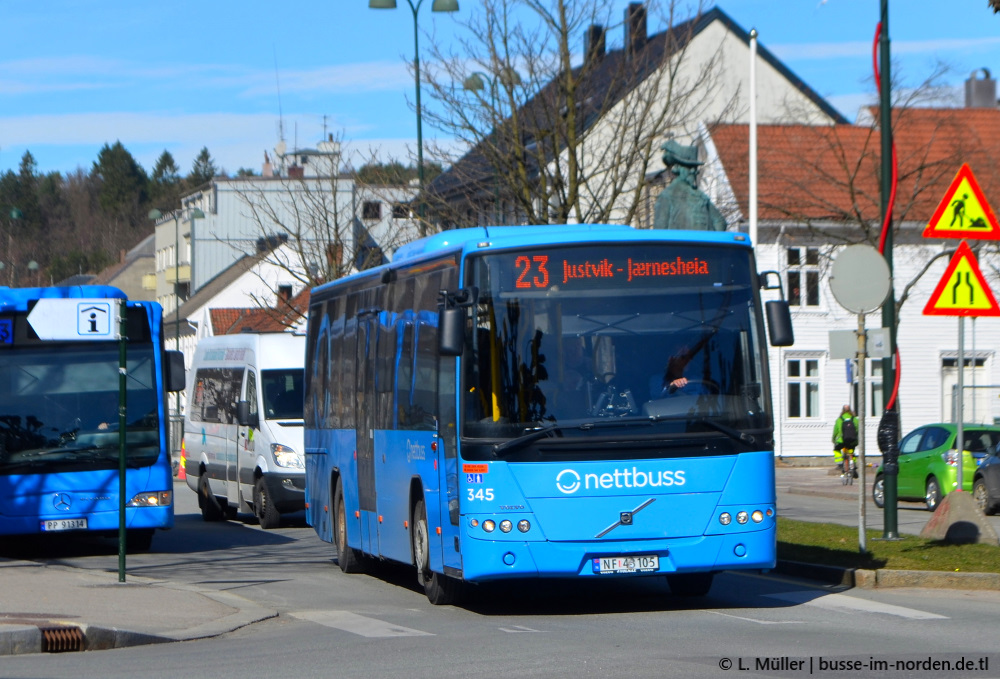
[1,480,998,678]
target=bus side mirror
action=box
[439,307,465,356]
[766,301,794,347]
[236,401,259,429]
[165,350,186,392]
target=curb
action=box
[0,580,277,656]
[776,560,1000,590]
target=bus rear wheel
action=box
[334,479,364,573]
[412,498,462,605]
[667,572,714,597]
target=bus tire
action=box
[667,572,714,597]
[254,477,281,529]
[334,479,364,573]
[198,473,225,522]
[126,529,154,552]
[413,498,462,605]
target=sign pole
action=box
[856,313,867,553]
[956,317,965,494]
[118,299,128,583]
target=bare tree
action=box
[420,0,734,228]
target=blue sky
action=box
[2,0,999,177]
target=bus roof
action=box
[311,225,752,297]
[0,285,127,312]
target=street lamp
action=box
[148,207,205,352]
[3,208,22,286]
[369,0,459,236]
[26,260,38,287]
[463,68,521,225]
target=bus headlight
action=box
[719,512,732,525]
[499,520,512,533]
[482,520,496,533]
[517,520,530,533]
[272,444,303,469]
[751,510,764,523]
[126,491,172,507]
[736,511,749,524]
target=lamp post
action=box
[26,260,38,287]
[369,0,459,236]
[3,208,22,286]
[463,68,520,225]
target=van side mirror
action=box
[439,307,465,356]
[165,350,186,392]
[236,400,259,428]
[760,271,794,347]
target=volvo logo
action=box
[52,493,72,511]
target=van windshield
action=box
[262,369,304,420]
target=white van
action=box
[183,332,305,528]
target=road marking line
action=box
[763,591,948,620]
[290,610,434,637]
[498,624,544,633]
[708,611,805,625]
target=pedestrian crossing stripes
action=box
[290,610,434,637]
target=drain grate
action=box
[39,625,84,653]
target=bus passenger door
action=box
[356,313,378,554]
[235,368,259,511]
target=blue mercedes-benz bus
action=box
[304,226,792,604]
[0,286,185,551]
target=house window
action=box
[362,201,382,220]
[787,247,820,307]
[867,360,883,417]
[391,202,409,219]
[787,357,820,418]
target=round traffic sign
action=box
[829,244,891,314]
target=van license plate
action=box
[593,555,659,574]
[41,518,87,532]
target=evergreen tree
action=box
[150,150,182,211]
[92,141,149,229]
[187,147,218,187]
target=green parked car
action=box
[872,423,1000,511]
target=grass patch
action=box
[777,517,1000,573]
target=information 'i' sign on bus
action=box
[923,164,1000,240]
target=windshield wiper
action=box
[696,419,756,446]
[492,417,661,457]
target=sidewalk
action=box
[0,558,275,655]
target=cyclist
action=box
[832,405,859,480]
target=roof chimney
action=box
[585,24,606,66]
[625,3,647,57]
[965,68,997,108]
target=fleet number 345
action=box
[467,488,495,501]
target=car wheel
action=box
[925,476,942,512]
[973,478,995,515]
[872,473,885,509]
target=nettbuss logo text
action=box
[555,467,685,494]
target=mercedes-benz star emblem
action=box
[53,493,72,511]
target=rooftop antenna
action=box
[322,114,328,141]
[273,46,285,143]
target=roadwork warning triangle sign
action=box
[924,164,1000,240]
[923,240,1000,317]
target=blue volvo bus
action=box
[304,226,792,604]
[0,286,185,551]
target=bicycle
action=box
[840,447,857,486]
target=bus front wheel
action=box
[412,498,462,605]
[334,479,364,573]
[667,572,714,597]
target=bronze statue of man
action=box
[652,140,726,231]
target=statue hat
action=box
[660,140,702,167]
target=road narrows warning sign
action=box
[923,240,1000,317]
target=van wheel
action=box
[198,474,225,522]
[254,478,281,529]
[412,498,462,605]
[334,479,364,573]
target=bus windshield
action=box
[462,243,772,450]
[0,343,161,475]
